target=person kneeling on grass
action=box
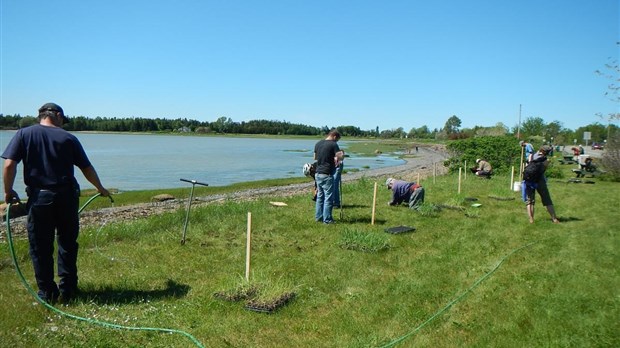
[470,158,493,178]
[386,178,425,210]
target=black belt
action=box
[28,184,72,192]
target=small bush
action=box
[441,196,465,210]
[415,202,441,217]
[339,229,390,252]
[601,132,620,181]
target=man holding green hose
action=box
[2,102,110,303]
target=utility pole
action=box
[516,104,522,139]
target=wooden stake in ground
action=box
[510,165,515,191]
[433,162,436,184]
[417,172,420,183]
[371,182,378,225]
[458,167,462,194]
[464,160,467,180]
[245,212,252,282]
[519,143,525,181]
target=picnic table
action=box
[559,153,577,165]
[571,157,604,178]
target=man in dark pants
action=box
[2,102,110,303]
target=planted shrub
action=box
[415,202,441,217]
[339,229,390,253]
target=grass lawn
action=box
[1,164,618,347]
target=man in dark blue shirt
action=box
[2,102,110,303]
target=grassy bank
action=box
[342,138,440,157]
[1,164,618,347]
[78,176,311,210]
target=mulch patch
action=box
[245,292,296,314]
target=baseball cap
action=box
[39,102,69,123]
[385,177,394,189]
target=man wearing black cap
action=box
[2,102,111,303]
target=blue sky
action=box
[1,0,618,132]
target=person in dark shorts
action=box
[523,145,560,224]
[2,102,111,303]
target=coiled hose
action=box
[5,193,204,348]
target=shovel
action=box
[180,178,209,245]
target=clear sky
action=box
[1,0,618,133]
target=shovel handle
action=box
[180,178,209,187]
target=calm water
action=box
[0,131,404,193]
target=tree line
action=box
[0,113,616,144]
[0,114,379,137]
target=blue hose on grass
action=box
[5,194,204,348]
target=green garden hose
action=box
[378,241,539,347]
[5,194,204,348]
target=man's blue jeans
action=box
[332,164,343,207]
[315,173,334,223]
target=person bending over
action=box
[386,177,425,210]
[471,159,493,178]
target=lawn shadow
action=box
[340,216,387,225]
[338,204,369,209]
[77,279,190,305]
[557,216,583,223]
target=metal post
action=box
[339,178,343,219]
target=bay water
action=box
[0,131,403,194]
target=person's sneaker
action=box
[323,220,336,225]
[38,289,60,304]
[59,288,80,304]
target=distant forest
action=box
[0,113,615,144]
[0,114,381,137]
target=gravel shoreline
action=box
[2,145,449,238]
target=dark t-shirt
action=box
[1,124,92,188]
[314,139,340,175]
